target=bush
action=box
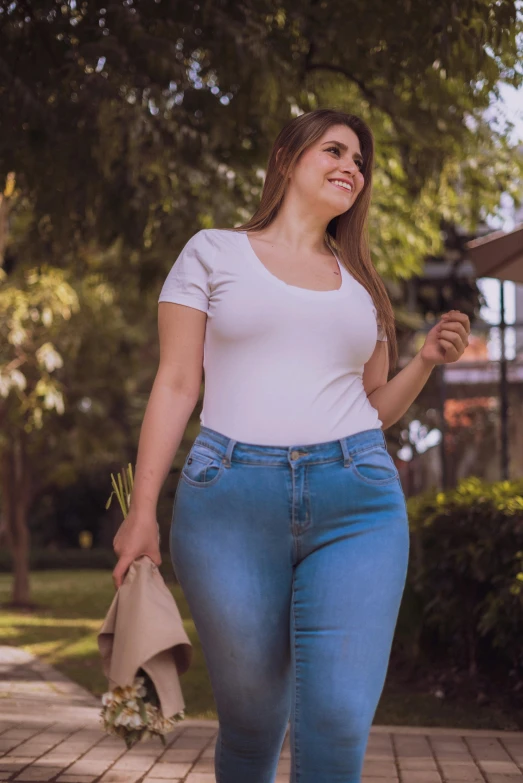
[405,477,523,679]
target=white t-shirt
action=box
[158,228,387,446]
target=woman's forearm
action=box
[368,351,437,430]
[129,377,198,516]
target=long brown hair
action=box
[225,108,398,371]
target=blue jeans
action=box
[170,425,409,783]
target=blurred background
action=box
[1,0,523,729]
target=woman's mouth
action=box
[328,179,354,194]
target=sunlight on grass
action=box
[0,616,102,630]
[0,570,215,719]
[1,626,19,640]
[2,569,521,728]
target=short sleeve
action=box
[158,230,215,313]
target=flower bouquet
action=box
[100,668,183,748]
[100,464,185,748]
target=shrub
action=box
[406,477,523,679]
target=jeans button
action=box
[290,450,300,460]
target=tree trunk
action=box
[1,430,32,607]
[0,175,32,606]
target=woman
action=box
[112,108,470,782]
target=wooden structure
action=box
[465,224,523,480]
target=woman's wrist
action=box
[128,498,158,519]
[415,349,437,374]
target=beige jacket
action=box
[97,555,192,718]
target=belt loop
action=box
[339,437,351,467]
[223,437,237,468]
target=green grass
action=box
[0,570,215,719]
[1,570,521,729]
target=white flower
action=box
[36,342,63,372]
[101,691,118,707]
[121,684,139,700]
[99,677,185,746]
[133,676,147,697]
[114,706,144,730]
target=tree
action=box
[1,0,522,604]
[1,1,521,273]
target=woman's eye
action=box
[326,147,364,170]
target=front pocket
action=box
[180,445,225,487]
[350,446,399,485]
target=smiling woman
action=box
[113,108,470,783]
[225,109,397,365]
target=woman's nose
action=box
[344,161,359,176]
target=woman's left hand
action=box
[420,310,471,366]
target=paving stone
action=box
[65,759,113,775]
[73,750,121,762]
[52,744,98,754]
[183,727,217,736]
[33,733,73,742]
[161,748,202,762]
[147,761,193,777]
[98,772,144,783]
[13,766,64,781]
[401,771,443,782]
[399,758,439,771]
[0,720,20,733]
[485,776,523,783]
[395,736,434,759]
[501,739,523,764]
[439,762,484,781]
[362,778,399,783]
[169,735,210,749]
[432,739,471,760]
[2,730,39,740]
[191,758,216,773]
[0,758,30,772]
[466,737,511,761]
[479,759,522,774]
[0,737,20,751]
[362,760,397,776]
[56,776,99,783]
[109,755,155,771]
[14,744,58,754]
[4,646,523,783]
[141,779,183,783]
[5,749,40,759]
[36,755,78,766]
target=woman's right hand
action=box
[112,509,162,590]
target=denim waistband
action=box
[194,425,387,467]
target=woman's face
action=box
[287,124,365,218]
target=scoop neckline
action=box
[239,230,348,298]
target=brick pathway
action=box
[2,646,523,782]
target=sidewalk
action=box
[2,646,523,782]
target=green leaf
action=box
[138,698,148,725]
